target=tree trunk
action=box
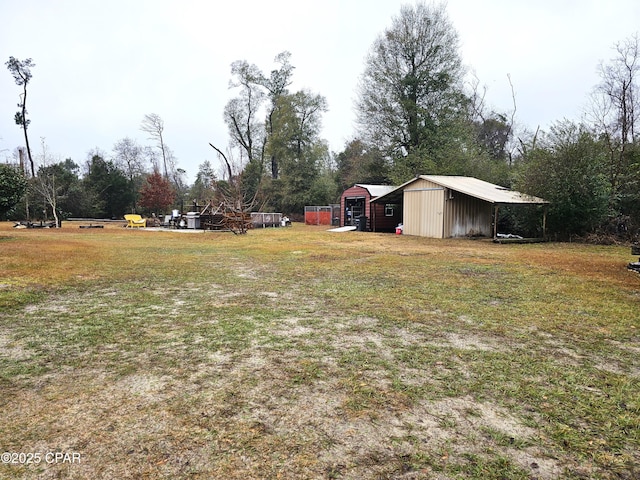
[22,84,34,177]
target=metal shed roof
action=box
[354,184,398,198]
[373,176,549,205]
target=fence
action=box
[304,205,340,226]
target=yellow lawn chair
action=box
[124,214,146,228]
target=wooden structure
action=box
[340,184,399,232]
[199,202,253,234]
[372,176,549,239]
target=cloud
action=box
[1,0,639,181]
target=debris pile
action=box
[628,244,640,273]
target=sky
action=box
[1,0,639,183]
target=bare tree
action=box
[465,73,519,166]
[504,74,539,163]
[466,73,487,123]
[33,138,60,227]
[140,113,169,178]
[209,143,233,181]
[208,143,260,234]
[599,35,639,144]
[142,145,160,173]
[113,137,144,181]
[589,33,639,206]
[112,137,144,212]
[223,52,295,179]
[224,61,266,165]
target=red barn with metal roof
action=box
[340,184,400,232]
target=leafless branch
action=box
[209,143,233,181]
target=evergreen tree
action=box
[83,155,133,218]
[515,121,610,238]
[0,163,27,219]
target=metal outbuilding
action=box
[372,175,549,239]
[340,184,400,232]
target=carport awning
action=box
[355,184,397,198]
[370,188,403,204]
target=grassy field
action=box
[0,221,638,479]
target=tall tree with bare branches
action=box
[224,60,266,165]
[589,34,640,210]
[140,113,169,178]
[5,57,35,177]
[258,51,294,179]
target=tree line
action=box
[2,1,639,240]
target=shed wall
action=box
[403,178,445,237]
[370,202,402,232]
[444,191,493,237]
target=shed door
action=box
[403,189,444,237]
[344,197,365,226]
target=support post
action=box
[493,205,499,239]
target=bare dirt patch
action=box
[0,331,35,360]
[1,225,638,479]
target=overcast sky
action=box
[1,0,638,182]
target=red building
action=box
[340,184,400,232]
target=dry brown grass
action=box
[0,220,638,479]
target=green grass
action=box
[0,222,638,479]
